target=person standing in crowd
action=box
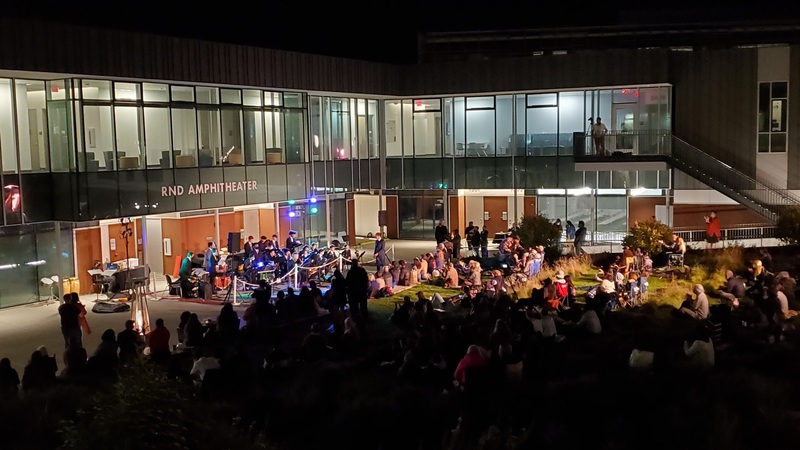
[480,225,490,258]
[705,211,721,250]
[346,258,369,322]
[58,294,81,348]
[204,242,219,289]
[565,220,576,241]
[435,220,449,245]
[464,221,477,257]
[591,117,609,156]
[450,229,462,261]
[374,232,386,272]
[286,230,301,253]
[70,292,91,339]
[574,221,588,255]
[244,235,256,258]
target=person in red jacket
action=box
[704,211,721,250]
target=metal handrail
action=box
[671,137,800,205]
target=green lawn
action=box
[368,283,461,318]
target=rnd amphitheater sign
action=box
[161,181,259,197]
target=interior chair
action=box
[164,274,182,297]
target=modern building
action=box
[0,16,797,307]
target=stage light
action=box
[288,199,295,205]
[309,197,317,203]
[257,261,264,268]
[288,211,296,218]
[309,206,318,214]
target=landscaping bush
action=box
[515,215,562,262]
[775,205,800,246]
[622,219,674,255]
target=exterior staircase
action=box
[669,137,800,223]
[573,131,800,223]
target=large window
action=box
[385,100,402,157]
[16,80,48,172]
[0,79,18,173]
[284,109,305,164]
[82,105,115,171]
[413,99,441,157]
[171,108,198,168]
[46,80,75,172]
[758,81,788,153]
[465,96,495,157]
[264,108,284,164]
[243,109,264,164]
[114,106,143,170]
[196,108,220,167]
[330,98,352,160]
[526,94,558,156]
[144,107,171,168]
[221,107,243,165]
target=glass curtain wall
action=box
[384,85,672,237]
[308,95,381,194]
[0,222,75,309]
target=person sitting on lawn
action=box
[719,270,746,308]
[463,260,483,289]
[444,262,460,288]
[680,284,709,320]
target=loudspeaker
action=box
[378,210,388,227]
[227,232,241,253]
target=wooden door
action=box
[483,196,508,235]
[75,228,102,294]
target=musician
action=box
[204,242,220,289]
[271,234,280,251]
[340,244,352,261]
[286,230,302,253]
[374,232,387,272]
[244,235,256,258]
[255,235,268,254]
[179,251,196,298]
[283,249,294,275]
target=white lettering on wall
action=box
[160,181,259,197]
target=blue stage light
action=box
[309,197,317,203]
[288,211,296,218]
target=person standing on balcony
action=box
[592,117,609,156]
[704,211,721,250]
[574,221,588,255]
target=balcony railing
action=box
[573,130,672,158]
[573,130,800,223]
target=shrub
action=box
[775,205,800,246]
[515,214,562,261]
[622,219,674,255]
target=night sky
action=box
[1,1,798,63]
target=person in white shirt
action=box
[190,349,221,383]
[684,329,715,372]
[591,117,609,155]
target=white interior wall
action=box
[144,108,170,166]
[0,81,17,172]
[143,217,163,274]
[385,101,402,156]
[243,209,259,240]
[83,105,114,166]
[114,106,140,159]
[354,194,380,236]
[464,196,483,228]
[100,224,110,263]
[673,190,738,205]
